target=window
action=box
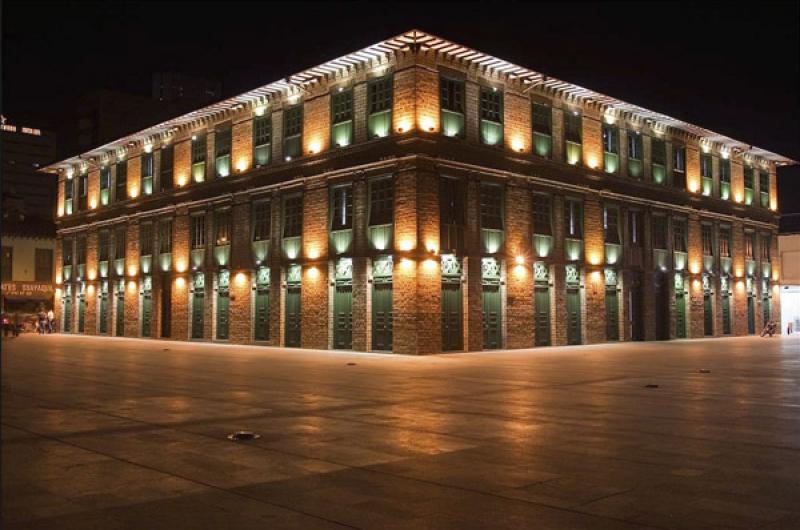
[252,201,271,241]
[480,184,503,230]
[35,248,53,282]
[628,210,642,246]
[159,219,172,254]
[215,126,232,177]
[745,231,755,260]
[331,185,353,231]
[532,102,552,158]
[78,172,88,210]
[564,199,583,239]
[652,216,667,250]
[479,87,503,146]
[76,236,87,265]
[214,210,231,246]
[700,154,713,196]
[651,139,666,184]
[603,125,619,174]
[100,166,111,204]
[331,89,354,147]
[604,206,621,244]
[115,160,127,202]
[160,145,174,191]
[283,106,302,159]
[440,178,465,251]
[532,194,552,235]
[1,247,12,281]
[702,223,714,256]
[253,115,271,166]
[367,76,393,139]
[113,228,126,261]
[760,234,771,261]
[191,215,206,249]
[139,223,154,256]
[564,112,582,164]
[142,152,154,195]
[64,178,74,214]
[98,230,110,261]
[759,171,770,208]
[191,134,207,182]
[719,158,731,199]
[743,166,755,205]
[628,132,644,179]
[440,77,465,138]
[672,219,687,252]
[673,145,686,189]
[283,195,303,238]
[719,226,731,258]
[62,239,74,266]
[369,178,393,226]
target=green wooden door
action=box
[371,281,393,351]
[605,288,619,341]
[160,275,171,338]
[534,285,551,346]
[703,294,713,336]
[216,289,229,340]
[115,283,125,336]
[98,286,108,334]
[285,286,301,347]
[747,296,755,334]
[254,286,270,341]
[676,293,686,338]
[442,281,463,351]
[566,288,581,345]
[482,284,501,349]
[191,275,204,339]
[142,288,152,337]
[722,294,731,335]
[77,291,86,333]
[334,284,353,349]
[63,288,72,332]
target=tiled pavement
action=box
[2,334,799,529]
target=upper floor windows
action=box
[160,145,174,191]
[440,77,465,138]
[215,126,232,178]
[253,115,272,167]
[672,145,686,189]
[652,215,667,250]
[191,134,207,183]
[628,210,642,247]
[743,166,755,205]
[113,227,126,261]
[142,152,154,195]
[479,87,503,146]
[98,230,110,262]
[602,125,619,174]
[140,223,154,257]
[479,184,503,231]
[700,154,713,197]
[719,158,731,200]
[627,132,643,179]
[603,205,621,244]
[672,218,687,253]
[252,200,271,242]
[440,177,466,252]
[701,223,714,256]
[159,219,172,254]
[214,209,231,246]
[719,226,732,258]
[77,171,88,211]
[100,166,111,205]
[283,106,303,160]
[744,230,755,260]
[564,112,582,165]
[330,185,353,232]
[62,238,74,266]
[564,198,583,239]
[759,171,770,208]
[190,214,206,249]
[331,89,354,147]
[368,177,393,227]
[651,138,666,185]
[76,236,87,266]
[115,160,127,202]
[532,194,552,236]
[367,76,392,139]
[760,233,771,261]
[282,195,303,239]
[532,102,552,158]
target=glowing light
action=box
[66,168,74,180]
[254,105,266,117]
[591,270,602,283]
[89,197,98,209]
[396,119,413,134]
[129,186,139,199]
[285,156,292,162]
[689,262,701,275]
[57,207,64,217]
[87,284,95,295]
[307,247,320,260]
[701,142,710,154]
[128,265,138,277]
[734,192,743,203]
[175,259,187,273]
[144,143,153,153]
[236,158,249,172]
[425,241,438,255]
[399,258,415,272]
[398,238,415,252]
[419,115,437,133]
[88,270,97,281]
[603,112,616,125]
[512,263,527,278]
[772,271,780,282]
[770,200,778,211]
[587,156,599,170]
[176,175,188,187]
[307,266,320,279]
[721,148,730,160]
[191,135,197,141]
[688,180,700,193]
[174,277,185,289]
[515,255,525,265]
[55,274,62,285]
[422,258,438,271]
[588,252,602,266]
[235,272,247,286]
[288,94,300,105]
[127,280,137,292]
[511,137,526,153]
[308,140,322,155]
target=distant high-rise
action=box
[1,115,57,218]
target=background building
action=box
[43,31,795,353]
[779,217,800,334]
[1,116,57,218]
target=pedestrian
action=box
[47,309,55,333]
[37,310,47,335]
[789,321,794,335]
[13,312,21,337]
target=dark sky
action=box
[4,1,799,210]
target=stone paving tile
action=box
[3,334,800,529]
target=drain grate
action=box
[227,431,261,441]
[347,362,357,366]
[644,384,659,389]
[699,369,711,374]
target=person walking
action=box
[37,310,47,335]
[47,309,55,333]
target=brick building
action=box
[42,31,795,354]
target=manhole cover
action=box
[644,384,659,389]
[227,431,261,441]
[699,369,711,374]
[163,348,170,351]
[347,362,357,366]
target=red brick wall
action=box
[505,182,533,348]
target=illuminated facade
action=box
[43,31,795,353]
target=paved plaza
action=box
[2,334,799,529]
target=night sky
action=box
[4,1,798,211]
